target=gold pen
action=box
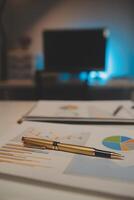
[22,137,123,160]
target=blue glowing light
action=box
[89,71,97,79]
[79,72,88,81]
[86,71,109,86]
[98,71,108,79]
[105,34,131,77]
[35,54,44,71]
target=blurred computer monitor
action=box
[43,28,107,73]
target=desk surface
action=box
[0,100,134,200]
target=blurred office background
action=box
[0,0,134,100]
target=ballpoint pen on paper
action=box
[113,105,123,116]
[22,137,123,160]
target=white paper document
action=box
[0,121,134,198]
[21,100,134,124]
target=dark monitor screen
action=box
[43,29,107,73]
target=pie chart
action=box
[102,136,134,151]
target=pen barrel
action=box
[22,137,95,156]
[57,143,95,156]
[22,137,55,149]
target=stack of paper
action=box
[19,100,134,124]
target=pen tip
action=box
[111,154,124,160]
[111,152,124,157]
